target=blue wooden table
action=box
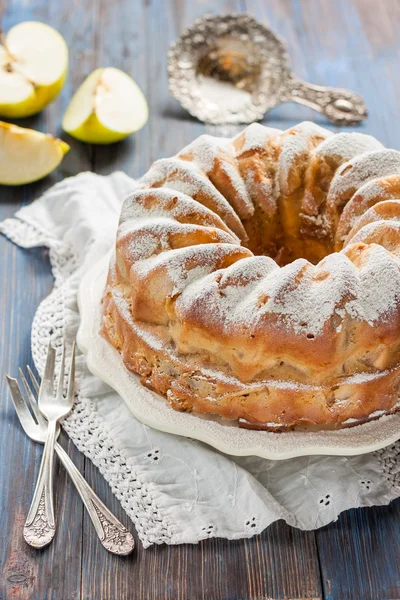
[1,1,400,598]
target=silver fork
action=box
[6,348,135,555]
[21,342,74,547]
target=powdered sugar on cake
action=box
[329,149,400,200]
[104,121,400,430]
[126,125,400,337]
[314,132,383,161]
[175,247,400,336]
[278,122,332,188]
[234,123,280,155]
[178,134,230,173]
[141,157,243,225]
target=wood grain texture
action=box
[0,1,93,598]
[1,0,400,599]
[316,504,400,600]
[83,1,322,599]
[81,520,322,600]
[244,2,400,599]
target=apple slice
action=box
[0,21,68,118]
[62,68,148,144]
[0,121,69,185]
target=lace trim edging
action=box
[1,216,177,547]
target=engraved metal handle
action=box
[55,442,135,555]
[284,76,368,125]
[24,419,57,548]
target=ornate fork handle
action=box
[55,443,135,555]
[24,420,57,548]
[283,76,368,125]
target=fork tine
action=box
[5,375,38,436]
[19,368,41,425]
[27,365,40,395]
[20,368,48,429]
[38,342,56,406]
[56,341,66,402]
[66,342,76,409]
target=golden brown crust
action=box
[102,123,400,431]
[335,175,400,249]
[343,200,400,249]
[102,281,400,430]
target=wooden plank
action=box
[0,190,84,597]
[90,0,151,179]
[316,503,400,600]
[2,0,400,598]
[246,2,400,599]
[82,1,322,599]
[244,0,319,130]
[81,520,322,600]
[0,0,96,598]
[296,1,400,598]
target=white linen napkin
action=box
[2,171,400,548]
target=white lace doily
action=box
[2,171,400,548]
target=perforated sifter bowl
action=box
[168,14,367,126]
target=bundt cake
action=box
[102,121,400,431]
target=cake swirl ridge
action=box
[103,122,400,430]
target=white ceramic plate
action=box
[77,250,400,460]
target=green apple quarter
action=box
[0,121,70,185]
[0,21,68,118]
[62,68,148,144]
